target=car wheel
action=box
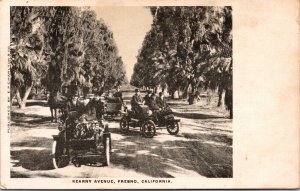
[120,117,129,133]
[52,140,69,169]
[104,137,110,166]
[142,120,156,138]
[166,120,180,135]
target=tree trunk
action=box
[16,85,33,109]
[182,85,189,99]
[170,90,174,99]
[224,88,233,119]
[217,87,223,107]
[10,87,16,102]
[77,86,81,97]
[23,85,32,102]
[15,90,23,108]
[177,87,183,99]
[191,84,195,94]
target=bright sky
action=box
[91,7,153,80]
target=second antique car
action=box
[119,104,180,138]
[103,96,126,119]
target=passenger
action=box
[156,92,167,109]
[84,94,99,121]
[143,90,152,106]
[148,93,160,112]
[95,95,106,120]
[65,95,78,114]
[148,93,162,122]
[63,95,78,122]
[76,93,90,116]
[113,86,123,102]
[131,89,144,114]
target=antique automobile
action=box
[103,96,126,118]
[52,97,112,168]
[119,105,180,138]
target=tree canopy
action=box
[130,6,232,117]
[10,7,126,108]
[131,6,232,98]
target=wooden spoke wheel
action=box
[104,137,110,166]
[166,120,180,135]
[52,140,69,169]
[120,117,129,133]
[142,120,156,138]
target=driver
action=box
[65,95,78,115]
[131,88,144,114]
[62,95,78,124]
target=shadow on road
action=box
[173,111,224,119]
[110,127,232,178]
[11,149,53,171]
[10,125,232,178]
[26,100,48,107]
[11,136,54,172]
[11,112,53,129]
[180,133,232,146]
[10,112,56,176]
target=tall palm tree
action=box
[10,7,47,108]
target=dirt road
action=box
[10,89,232,178]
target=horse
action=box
[48,92,67,122]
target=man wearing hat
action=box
[143,90,152,106]
[131,89,144,114]
[148,93,162,123]
[156,92,167,109]
[91,94,106,121]
[149,93,160,111]
[63,95,78,121]
[113,86,123,102]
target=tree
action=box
[10,7,127,108]
[43,7,84,97]
[131,6,232,113]
[10,7,48,108]
[82,13,126,95]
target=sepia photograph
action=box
[9,6,232,178]
[1,0,299,189]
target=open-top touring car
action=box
[119,104,180,138]
[52,96,112,168]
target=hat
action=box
[135,89,140,93]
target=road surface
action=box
[10,88,232,178]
